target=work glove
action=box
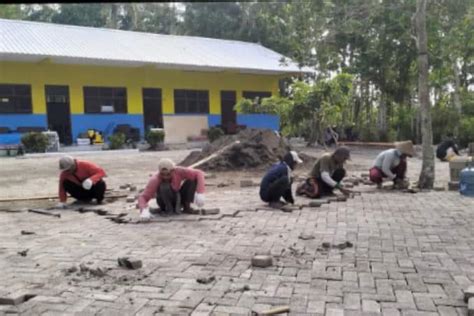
[194,193,205,208]
[140,207,152,221]
[82,178,93,190]
[55,202,67,209]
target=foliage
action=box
[145,130,165,150]
[21,132,49,153]
[207,127,224,143]
[431,98,461,144]
[391,106,416,142]
[234,97,275,114]
[461,90,474,116]
[108,133,126,150]
[458,117,474,148]
[3,2,474,146]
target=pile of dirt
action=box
[179,129,291,171]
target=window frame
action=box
[0,84,33,114]
[174,89,209,114]
[83,86,128,114]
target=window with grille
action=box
[174,89,209,114]
[0,84,32,114]
[83,86,127,113]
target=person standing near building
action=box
[296,147,352,198]
[56,155,107,208]
[436,134,460,162]
[260,151,303,208]
[369,141,415,189]
[138,159,206,220]
[324,126,339,147]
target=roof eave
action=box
[0,53,314,75]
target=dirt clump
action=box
[179,129,291,171]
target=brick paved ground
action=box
[0,147,473,315]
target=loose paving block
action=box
[308,201,322,207]
[469,297,474,316]
[200,208,220,215]
[0,294,36,306]
[117,257,143,270]
[298,234,315,240]
[251,255,273,268]
[196,276,216,284]
[465,286,474,302]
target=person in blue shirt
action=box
[260,151,303,208]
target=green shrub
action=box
[108,132,126,150]
[145,130,165,149]
[207,127,224,142]
[21,132,49,153]
[458,117,474,148]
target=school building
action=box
[0,18,307,144]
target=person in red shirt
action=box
[138,158,206,220]
[56,155,107,208]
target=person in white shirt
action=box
[369,141,415,189]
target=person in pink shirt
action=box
[138,158,206,220]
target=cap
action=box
[334,146,351,160]
[158,158,176,172]
[395,141,415,157]
[59,155,75,171]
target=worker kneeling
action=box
[138,158,206,220]
[259,151,303,208]
[369,141,414,189]
[296,147,352,198]
[57,155,107,208]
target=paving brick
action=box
[362,299,380,313]
[344,293,361,310]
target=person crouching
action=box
[259,151,303,208]
[296,146,352,198]
[369,140,415,189]
[138,159,206,220]
[56,155,107,208]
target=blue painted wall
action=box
[71,114,144,141]
[237,114,280,131]
[1,113,279,145]
[207,114,279,131]
[0,114,47,130]
[208,114,221,127]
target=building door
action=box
[142,88,163,131]
[45,85,72,145]
[220,90,237,128]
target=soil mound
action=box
[179,129,291,171]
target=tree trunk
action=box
[377,93,388,141]
[415,0,434,189]
[452,61,462,113]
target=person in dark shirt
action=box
[259,151,303,208]
[436,135,460,162]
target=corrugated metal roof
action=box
[0,18,311,75]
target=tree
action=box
[0,4,25,19]
[414,0,434,189]
[51,4,106,27]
